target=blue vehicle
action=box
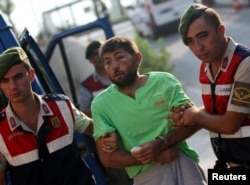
[0,14,120,185]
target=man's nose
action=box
[195,40,204,52]
[9,79,18,89]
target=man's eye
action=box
[186,39,193,45]
[16,73,24,79]
[0,79,7,83]
[199,33,208,40]
[105,61,111,66]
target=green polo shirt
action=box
[92,71,199,178]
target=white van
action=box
[126,0,194,38]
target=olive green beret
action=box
[178,3,208,45]
[85,40,103,59]
[0,47,28,79]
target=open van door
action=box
[44,17,114,108]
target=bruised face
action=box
[186,17,225,64]
[0,63,34,104]
[102,48,141,88]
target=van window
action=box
[47,27,107,106]
[43,0,97,36]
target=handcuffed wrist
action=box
[155,136,168,150]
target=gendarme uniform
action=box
[79,40,111,112]
[80,71,111,111]
[0,47,94,185]
[0,93,94,185]
[178,3,250,168]
[200,38,250,165]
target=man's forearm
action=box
[96,125,200,168]
[165,125,201,147]
[98,148,141,168]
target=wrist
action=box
[155,136,168,150]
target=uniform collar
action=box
[6,93,54,132]
[92,71,100,82]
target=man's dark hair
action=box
[100,36,139,57]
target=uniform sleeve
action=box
[72,102,92,133]
[227,57,250,114]
[0,153,7,171]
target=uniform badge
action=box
[42,104,50,114]
[51,117,61,128]
[222,57,228,69]
[9,117,16,128]
[231,81,250,107]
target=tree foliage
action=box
[134,32,174,74]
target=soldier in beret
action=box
[0,47,117,185]
[170,3,250,169]
[79,40,111,117]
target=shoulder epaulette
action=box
[235,44,250,59]
[42,93,70,101]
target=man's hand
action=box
[168,105,186,128]
[131,140,178,164]
[130,140,161,164]
[168,102,198,128]
[155,147,179,164]
[101,132,119,153]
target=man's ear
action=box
[29,69,35,82]
[135,52,142,66]
[218,24,225,35]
